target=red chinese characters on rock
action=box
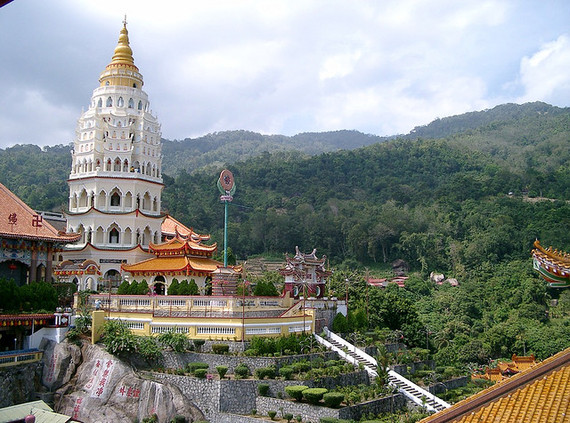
[46,353,58,383]
[88,359,115,398]
[118,385,141,398]
[72,397,83,420]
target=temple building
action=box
[121,231,220,295]
[57,20,166,291]
[280,247,331,298]
[0,182,80,285]
[532,240,570,288]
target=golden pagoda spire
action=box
[99,17,143,88]
[111,16,135,66]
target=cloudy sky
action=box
[1,0,569,149]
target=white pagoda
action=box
[59,20,163,291]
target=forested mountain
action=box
[2,101,570,364]
[0,101,568,267]
[161,129,388,174]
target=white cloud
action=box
[1,0,569,147]
[516,35,570,106]
[0,87,76,148]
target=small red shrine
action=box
[280,247,331,299]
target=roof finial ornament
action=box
[123,14,128,27]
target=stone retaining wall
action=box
[392,359,435,375]
[256,393,406,422]
[0,362,43,407]
[428,376,469,394]
[162,351,338,374]
[151,369,371,420]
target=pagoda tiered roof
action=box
[161,215,211,241]
[121,255,220,277]
[122,228,220,277]
[532,240,570,288]
[149,233,217,256]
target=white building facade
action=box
[61,21,163,291]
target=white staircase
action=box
[316,327,450,413]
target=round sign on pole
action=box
[219,169,234,192]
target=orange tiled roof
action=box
[421,348,570,423]
[121,255,221,275]
[0,183,79,243]
[161,215,211,242]
[149,234,217,255]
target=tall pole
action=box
[224,200,228,267]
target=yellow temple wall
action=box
[91,309,314,342]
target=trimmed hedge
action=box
[234,363,251,379]
[323,392,345,408]
[285,385,309,401]
[302,388,328,404]
[194,368,208,379]
[279,366,295,380]
[258,383,270,396]
[186,362,209,374]
[255,366,276,380]
[216,365,228,379]
[212,344,230,354]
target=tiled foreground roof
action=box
[421,347,570,423]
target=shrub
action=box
[292,361,311,373]
[234,363,250,379]
[319,418,345,423]
[194,368,208,378]
[302,388,328,405]
[212,344,230,354]
[193,339,205,351]
[171,416,186,423]
[284,413,294,423]
[251,409,257,416]
[296,415,302,422]
[268,411,277,420]
[186,362,209,374]
[216,365,228,379]
[285,385,309,401]
[279,366,295,380]
[255,366,276,380]
[323,392,344,408]
[258,383,270,396]
[158,329,190,352]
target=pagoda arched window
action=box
[138,100,143,110]
[152,197,158,212]
[97,98,102,107]
[117,97,124,107]
[125,192,133,209]
[123,159,129,172]
[128,98,134,108]
[110,192,121,207]
[124,228,133,245]
[113,159,121,171]
[106,97,113,107]
[109,228,120,244]
[106,159,112,171]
